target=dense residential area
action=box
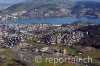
[0,22,98,47]
[0,22,100,66]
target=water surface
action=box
[2,17,100,24]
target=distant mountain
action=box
[6,3,34,13]
[1,1,100,18]
[72,1,100,10]
[4,0,74,18]
[6,0,73,11]
[71,1,100,18]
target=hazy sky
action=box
[0,0,100,5]
[73,0,100,2]
[0,0,28,4]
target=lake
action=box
[2,17,100,24]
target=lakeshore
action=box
[0,17,100,25]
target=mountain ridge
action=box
[1,1,100,18]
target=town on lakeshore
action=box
[0,0,100,66]
[0,22,100,66]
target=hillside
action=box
[3,0,73,18]
[1,1,100,18]
[71,1,100,18]
[76,25,100,48]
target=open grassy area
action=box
[79,48,100,66]
[31,56,80,66]
[26,40,100,66]
[0,39,100,66]
[0,48,16,66]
